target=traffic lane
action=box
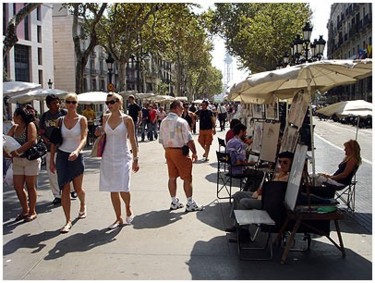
[313,117,372,162]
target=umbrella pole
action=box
[307,78,315,185]
[355,116,359,140]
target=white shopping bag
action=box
[3,135,21,154]
[4,163,13,186]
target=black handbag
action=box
[50,118,63,145]
[24,139,47,160]
[182,145,189,156]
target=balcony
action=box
[90,69,99,76]
[364,14,372,28]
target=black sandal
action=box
[15,214,28,222]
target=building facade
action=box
[326,3,372,102]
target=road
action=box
[312,116,372,232]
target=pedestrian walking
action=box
[5,107,41,222]
[50,93,88,233]
[127,94,142,141]
[99,92,139,229]
[217,102,227,131]
[159,100,203,212]
[39,95,67,205]
[198,100,216,162]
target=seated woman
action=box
[312,139,361,187]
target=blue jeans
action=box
[147,122,158,141]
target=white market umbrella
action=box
[8,88,68,104]
[175,96,188,102]
[3,81,41,97]
[150,95,176,103]
[192,99,203,104]
[77,91,111,104]
[229,59,373,177]
[317,99,373,139]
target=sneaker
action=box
[70,192,77,199]
[52,197,61,205]
[170,199,184,210]
[185,201,203,212]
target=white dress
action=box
[99,116,132,192]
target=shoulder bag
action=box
[23,124,47,160]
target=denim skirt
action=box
[56,149,85,190]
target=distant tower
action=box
[223,53,233,93]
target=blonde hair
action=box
[64,92,78,102]
[344,139,362,166]
[107,92,123,111]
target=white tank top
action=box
[59,116,82,153]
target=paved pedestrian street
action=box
[3,122,372,280]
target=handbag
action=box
[50,118,63,145]
[182,145,189,156]
[91,134,106,158]
[24,139,47,160]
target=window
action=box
[14,44,30,81]
[38,48,42,65]
[37,26,42,43]
[92,79,97,90]
[38,70,43,84]
[83,77,88,92]
[37,6,41,21]
[24,14,29,40]
[3,4,7,35]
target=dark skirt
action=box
[56,149,85,190]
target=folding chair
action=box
[218,137,226,153]
[216,151,248,202]
[335,178,357,212]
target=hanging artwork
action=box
[260,122,281,163]
[252,104,264,119]
[288,91,309,129]
[265,98,279,120]
[247,118,255,137]
[251,121,264,153]
[279,125,299,153]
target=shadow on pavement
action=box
[187,235,372,280]
[132,209,185,229]
[44,226,122,260]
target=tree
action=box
[3,3,41,60]
[97,3,160,92]
[206,3,311,73]
[70,3,107,94]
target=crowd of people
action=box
[4,94,360,237]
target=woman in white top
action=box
[50,93,88,233]
[100,92,139,230]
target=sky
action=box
[203,1,335,83]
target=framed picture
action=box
[265,99,279,120]
[252,104,264,119]
[251,121,264,153]
[288,91,309,129]
[260,122,281,162]
[279,125,299,153]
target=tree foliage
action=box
[69,3,107,93]
[206,3,312,73]
[3,3,41,60]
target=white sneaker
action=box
[185,201,203,212]
[170,199,184,210]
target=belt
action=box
[166,147,182,149]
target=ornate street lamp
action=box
[48,79,53,89]
[282,22,326,67]
[105,53,115,91]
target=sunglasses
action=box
[105,99,118,105]
[65,100,77,105]
[278,159,289,165]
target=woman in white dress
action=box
[100,92,139,230]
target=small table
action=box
[275,209,346,264]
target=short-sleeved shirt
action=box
[226,136,248,175]
[199,109,214,130]
[39,109,67,151]
[128,103,141,123]
[159,112,193,148]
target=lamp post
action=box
[105,53,115,92]
[282,22,326,67]
[48,79,53,89]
